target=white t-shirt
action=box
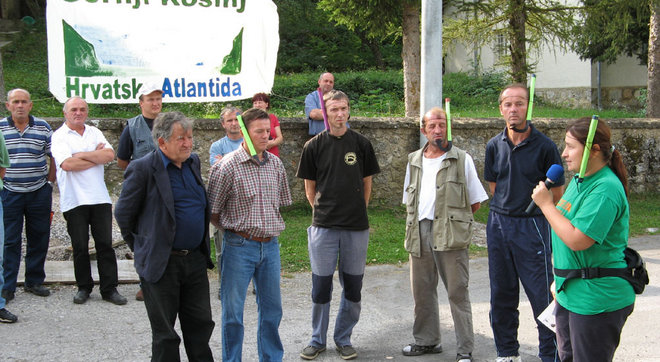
[403,152,488,221]
[51,123,113,212]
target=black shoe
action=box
[457,353,473,362]
[24,284,51,297]
[73,290,90,304]
[335,345,358,360]
[1,289,15,302]
[0,308,18,323]
[300,345,326,360]
[402,343,443,356]
[102,290,127,305]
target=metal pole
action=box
[597,61,602,110]
[420,0,443,147]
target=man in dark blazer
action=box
[115,111,215,362]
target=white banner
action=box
[47,0,279,104]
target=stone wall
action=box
[44,116,660,206]
[536,87,645,110]
[536,87,593,109]
[593,87,645,109]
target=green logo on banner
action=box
[63,20,112,77]
[220,28,243,75]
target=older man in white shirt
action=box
[51,96,126,306]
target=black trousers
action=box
[63,203,118,295]
[556,302,634,362]
[141,249,215,362]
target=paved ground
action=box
[1,234,658,361]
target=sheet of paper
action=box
[538,300,557,333]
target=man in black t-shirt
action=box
[296,90,380,361]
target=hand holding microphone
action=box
[527,164,564,214]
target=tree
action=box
[317,0,422,117]
[571,0,649,64]
[445,0,578,83]
[1,0,21,20]
[570,0,660,117]
[274,0,401,73]
[0,52,5,103]
[402,2,421,117]
[1,0,44,20]
[648,2,660,117]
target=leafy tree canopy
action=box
[275,0,402,72]
[571,0,650,65]
[316,0,414,39]
[444,0,579,81]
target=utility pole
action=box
[420,0,443,147]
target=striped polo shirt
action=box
[0,115,52,192]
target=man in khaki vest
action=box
[401,107,488,362]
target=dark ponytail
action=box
[608,148,629,196]
[566,117,629,196]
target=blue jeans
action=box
[0,197,6,309]
[220,231,283,362]
[1,184,52,292]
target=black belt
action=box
[171,247,199,256]
[227,229,272,242]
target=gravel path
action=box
[2,234,658,361]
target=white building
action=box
[445,32,648,109]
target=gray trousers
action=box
[307,226,369,348]
[409,219,474,354]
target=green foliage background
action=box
[1,9,642,121]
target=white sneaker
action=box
[495,357,521,362]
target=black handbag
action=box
[554,247,649,294]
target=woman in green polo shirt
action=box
[531,117,634,362]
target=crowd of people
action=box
[0,74,637,362]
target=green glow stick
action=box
[237,114,257,157]
[578,115,599,182]
[445,98,452,141]
[526,74,536,122]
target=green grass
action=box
[277,204,410,273]
[470,195,657,238]
[210,194,655,273]
[450,104,640,119]
[628,192,660,236]
[209,203,410,273]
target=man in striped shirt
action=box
[0,89,56,302]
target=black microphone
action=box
[525,164,564,214]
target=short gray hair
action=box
[63,96,88,112]
[152,111,194,145]
[318,72,333,81]
[220,105,241,122]
[7,88,31,100]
